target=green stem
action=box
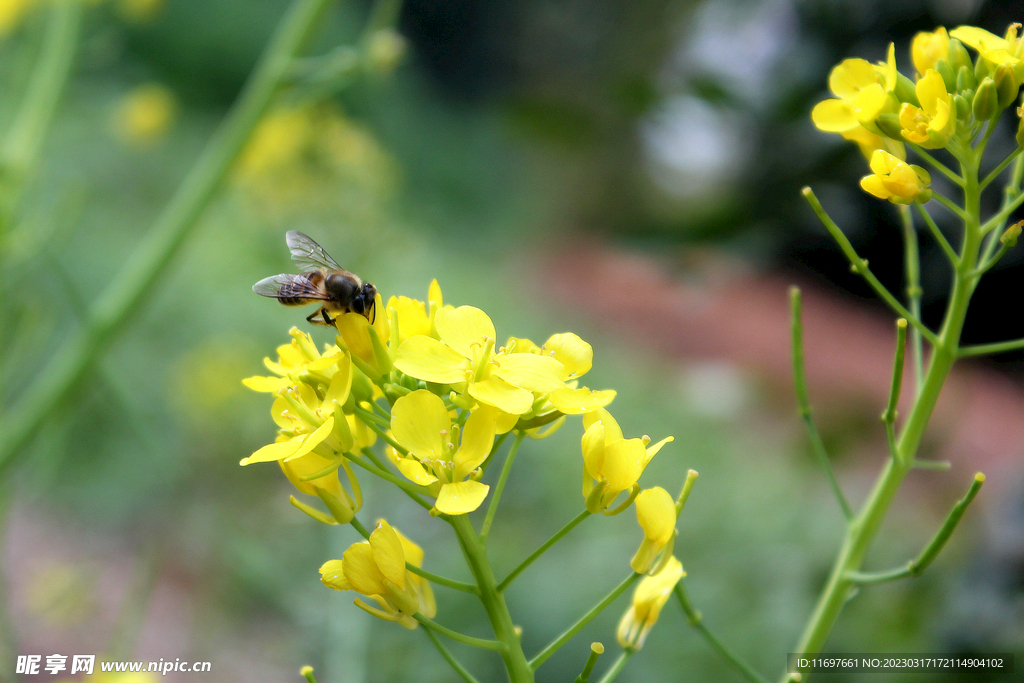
[789,287,852,521]
[847,472,984,585]
[423,628,483,683]
[344,451,432,509]
[0,0,339,476]
[529,573,640,670]
[931,192,970,221]
[801,189,939,346]
[913,202,959,267]
[675,469,699,516]
[354,406,408,454]
[407,564,478,594]
[594,651,634,683]
[574,643,605,683]
[480,431,524,542]
[786,156,985,683]
[908,144,963,186]
[497,509,592,592]
[900,207,925,394]
[958,337,1024,357]
[674,580,770,683]
[413,613,505,652]
[0,0,83,215]
[881,319,908,460]
[979,187,1024,234]
[980,147,1023,190]
[448,514,533,682]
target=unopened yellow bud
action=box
[956,65,976,94]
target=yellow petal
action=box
[336,313,376,365]
[391,390,450,460]
[428,279,443,311]
[583,407,623,443]
[242,375,291,392]
[319,559,351,591]
[581,421,607,480]
[542,333,593,378]
[644,436,674,465]
[241,435,303,465]
[603,438,647,491]
[950,26,1007,53]
[394,527,425,569]
[492,352,566,393]
[434,480,490,515]
[388,296,431,343]
[916,69,947,117]
[322,358,352,406]
[454,405,497,479]
[635,487,677,544]
[341,542,386,596]
[829,58,877,99]
[549,387,616,414]
[280,452,342,496]
[283,415,335,462]
[369,520,407,589]
[810,99,858,133]
[435,306,495,358]
[394,335,468,384]
[468,376,533,414]
[506,336,540,353]
[494,410,519,434]
[402,455,441,484]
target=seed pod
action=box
[1000,221,1022,248]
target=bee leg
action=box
[321,309,336,326]
[306,308,328,325]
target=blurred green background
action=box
[1,0,1021,681]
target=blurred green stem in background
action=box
[0,0,83,240]
[0,0,406,477]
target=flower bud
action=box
[956,64,976,94]
[874,113,903,140]
[1017,104,1024,148]
[934,59,957,93]
[974,56,991,84]
[1001,221,1023,247]
[947,39,973,76]
[995,64,1020,109]
[973,78,999,120]
[954,94,971,123]
[894,72,920,107]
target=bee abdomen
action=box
[278,272,323,305]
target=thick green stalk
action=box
[0,0,337,476]
[787,156,984,681]
[449,515,533,683]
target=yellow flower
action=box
[116,0,164,24]
[241,370,353,466]
[951,24,1024,76]
[616,556,684,650]
[581,409,672,514]
[811,44,898,134]
[113,83,177,147]
[320,519,436,629]
[630,487,678,574]
[394,306,566,415]
[243,327,345,393]
[899,69,956,148]
[860,149,932,205]
[388,389,496,515]
[912,27,949,76]
[335,293,392,377]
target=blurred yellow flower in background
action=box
[0,0,38,36]
[115,0,164,24]
[113,83,177,147]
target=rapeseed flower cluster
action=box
[243,280,682,636]
[812,23,1024,203]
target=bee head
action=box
[352,282,378,322]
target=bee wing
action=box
[252,273,332,300]
[286,230,343,272]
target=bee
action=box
[253,231,377,326]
